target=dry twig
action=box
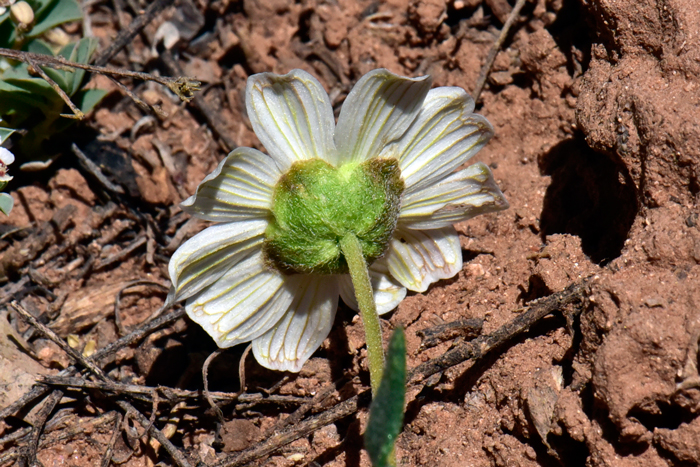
[473,0,529,102]
[214,278,592,466]
[0,47,201,118]
[37,376,310,406]
[92,0,176,66]
[10,301,193,467]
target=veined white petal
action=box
[386,227,462,293]
[339,257,406,315]
[399,162,509,230]
[168,219,267,303]
[335,69,431,165]
[186,251,301,348]
[246,69,337,171]
[389,87,494,195]
[252,275,339,372]
[181,147,279,222]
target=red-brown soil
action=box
[1,0,699,466]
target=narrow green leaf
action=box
[364,328,407,467]
[0,128,16,145]
[73,88,107,113]
[27,0,82,38]
[62,37,98,95]
[27,39,69,91]
[0,192,14,216]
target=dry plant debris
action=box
[1,0,699,466]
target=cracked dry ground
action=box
[1,0,699,466]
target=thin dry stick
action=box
[22,390,63,467]
[26,58,84,119]
[71,143,126,194]
[113,280,169,336]
[472,0,529,102]
[159,51,237,151]
[215,278,592,467]
[37,376,309,406]
[0,412,120,465]
[92,0,176,66]
[203,349,225,424]
[0,307,185,423]
[100,412,123,467]
[0,48,201,105]
[409,277,590,382]
[264,376,348,438]
[10,302,193,467]
[11,302,104,377]
[238,343,252,393]
[108,75,166,118]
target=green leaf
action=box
[73,88,107,113]
[26,39,69,90]
[61,37,97,95]
[364,328,407,467]
[0,192,14,216]
[27,0,82,38]
[0,128,15,145]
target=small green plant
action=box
[365,328,407,467]
[0,0,106,167]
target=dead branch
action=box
[11,301,193,467]
[0,47,201,118]
[213,277,593,466]
[0,307,185,425]
[92,0,176,67]
[37,375,310,407]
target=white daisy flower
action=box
[169,69,508,372]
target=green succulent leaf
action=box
[0,192,13,216]
[74,88,107,113]
[27,0,82,38]
[364,328,407,467]
[60,37,97,95]
[0,128,15,145]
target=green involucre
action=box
[264,157,404,275]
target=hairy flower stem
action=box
[340,232,384,393]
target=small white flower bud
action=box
[10,1,34,31]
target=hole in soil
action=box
[627,399,695,432]
[517,274,552,303]
[538,135,638,265]
[545,0,592,77]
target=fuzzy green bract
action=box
[168,68,509,372]
[365,328,407,467]
[264,158,404,275]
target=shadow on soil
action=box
[538,135,638,265]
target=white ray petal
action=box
[399,162,509,230]
[0,148,15,165]
[168,219,267,303]
[339,257,407,315]
[385,227,463,293]
[185,252,303,348]
[246,69,337,171]
[253,275,339,372]
[335,69,431,166]
[389,87,494,195]
[181,147,279,222]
